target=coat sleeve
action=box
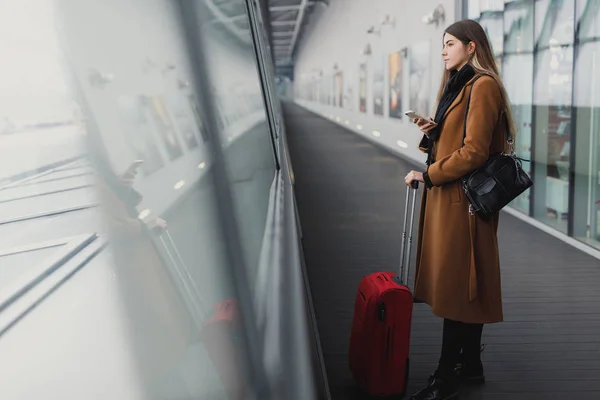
[96,178,145,238]
[426,77,501,187]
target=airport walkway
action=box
[283,102,600,399]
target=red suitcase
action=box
[201,299,247,400]
[157,231,246,399]
[349,182,419,397]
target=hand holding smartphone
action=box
[121,160,144,183]
[404,110,437,125]
[405,110,438,136]
[405,110,428,121]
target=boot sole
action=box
[460,376,485,385]
[410,392,458,400]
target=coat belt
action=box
[467,212,478,302]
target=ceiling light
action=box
[173,180,186,190]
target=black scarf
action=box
[94,155,144,217]
[425,63,476,164]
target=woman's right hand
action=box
[413,118,438,136]
[146,216,168,233]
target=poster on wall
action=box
[315,78,321,104]
[213,92,229,131]
[344,71,354,111]
[336,71,344,108]
[168,95,199,151]
[372,56,384,116]
[409,41,432,117]
[143,95,184,161]
[359,63,367,113]
[116,95,165,176]
[388,51,404,119]
[330,74,335,106]
[331,74,337,106]
[188,95,209,143]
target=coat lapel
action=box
[441,74,480,120]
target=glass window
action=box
[469,0,482,19]
[533,45,574,232]
[504,0,535,214]
[504,54,535,214]
[572,0,600,249]
[196,0,276,291]
[0,245,63,287]
[504,0,535,53]
[0,0,271,398]
[468,0,600,252]
[481,0,506,11]
[576,0,600,40]
[532,0,575,232]
[535,0,553,42]
[536,0,575,47]
[480,12,505,56]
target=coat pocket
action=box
[450,181,462,204]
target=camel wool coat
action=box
[413,74,505,324]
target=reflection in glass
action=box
[0,0,265,398]
[535,0,575,46]
[0,245,64,288]
[469,0,482,19]
[533,46,574,232]
[573,39,600,249]
[116,95,165,176]
[189,95,210,143]
[503,0,535,214]
[480,12,505,56]
[469,0,600,251]
[143,95,185,161]
[504,55,534,213]
[504,0,535,53]
[577,0,600,39]
[480,0,505,12]
[196,0,275,290]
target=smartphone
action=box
[405,110,435,124]
[123,160,144,177]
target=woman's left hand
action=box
[404,170,424,187]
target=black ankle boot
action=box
[410,370,458,400]
[454,359,485,384]
[454,345,485,384]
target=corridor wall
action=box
[293,0,458,165]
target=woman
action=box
[93,153,197,387]
[404,20,514,400]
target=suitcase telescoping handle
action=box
[399,181,419,286]
[158,229,207,325]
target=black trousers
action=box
[435,318,483,378]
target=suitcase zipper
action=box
[385,326,391,361]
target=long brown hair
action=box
[437,19,516,145]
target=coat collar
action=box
[441,74,482,120]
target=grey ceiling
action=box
[267,0,329,67]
